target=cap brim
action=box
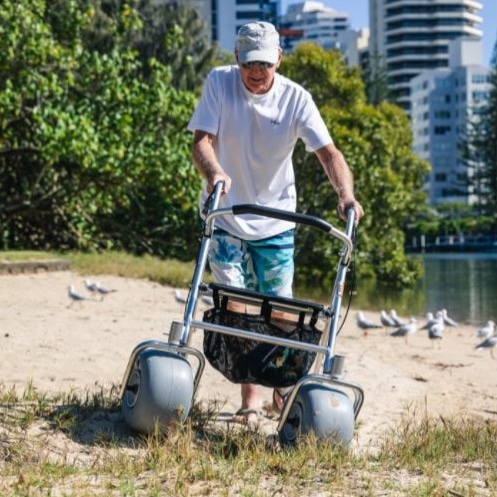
[238,49,279,64]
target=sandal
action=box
[230,408,259,426]
[263,387,292,419]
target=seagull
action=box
[67,285,92,307]
[356,311,382,335]
[428,318,445,348]
[85,278,98,294]
[420,311,442,330]
[201,294,214,306]
[475,333,497,359]
[440,308,458,327]
[391,317,417,344]
[473,320,495,339]
[94,281,117,298]
[389,309,406,327]
[420,312,434,330]
[174,289,187,304]
[380,310,396,327]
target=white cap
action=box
[236,22,280,64]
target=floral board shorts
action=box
[207,228,295,297]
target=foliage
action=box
[406,202,495,239]
[362,51,391,106]
[0,0,203,258]
[76,0,217,91]
[469,38,497,219]
[280,44,430,288]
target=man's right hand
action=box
[207,172,231,195]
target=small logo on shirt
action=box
[270,119,280,125]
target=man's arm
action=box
[315,143,364,222]
[191,130,231,194]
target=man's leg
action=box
[208,229,295,419]
[208,230,259,421]
[247,229,295,412]
[248,229,295,297]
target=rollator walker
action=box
[120,182,364,446]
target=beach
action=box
[1,270,495,451]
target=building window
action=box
[236,11,263,19]
[434,110,451,119]
[472,74,488,84]
[472,91,488,102]
[435,173,447,182]
[434,126,451,135]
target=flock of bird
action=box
[67,278,117,307]
[68,282,496,358]
[356,308,496,357]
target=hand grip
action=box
[232,204,334,234]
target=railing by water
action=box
[406,234,497,253]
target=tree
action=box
[362,51,390,106]
[472,39,497,219]
[0,0,202,257]
[71,0,217,91]
[280,44,430,288]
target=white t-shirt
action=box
[187,65,333,240]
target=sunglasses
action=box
[240,61,275,70]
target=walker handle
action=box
[232,204,334,234]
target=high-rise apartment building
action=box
[157,0,278,54]
[410,38,491,205]
[369,0,483,113]
[213,0,278,53]
[278,2,370,67]
[167,1,367,67]
[279,1,349,50]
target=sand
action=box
[1,270,495,451]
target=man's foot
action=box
[263,387,292,419]
[230,408,259,426]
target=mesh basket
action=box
[203,305,322,388]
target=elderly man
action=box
[188,21,363,424]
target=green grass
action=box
[0,382,496,497]
[1,250,199,288]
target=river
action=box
[349,253,497,325]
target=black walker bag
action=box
[202,285,323,388]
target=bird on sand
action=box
[67,285,93,307]
[380,310,396,328]
[389,309,406,327]
[440,308,459,327]
[420,310,442,330]
[201,294,214,306]
[420,312,434,330]
[94,281,117,297]
[428,317,445,348]
[174,289,187,304]
[475,333,497,359]
[85,278,98,294]
[473,320,495,339]
[356,311,382,335]
[391,317,418,344]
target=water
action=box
[350,253,497,324]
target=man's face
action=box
[236,53,282,94]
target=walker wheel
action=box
[278,383,355,447]
[122,349,194,434]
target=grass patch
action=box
[1,383,496,496]
[1,250,199,288]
